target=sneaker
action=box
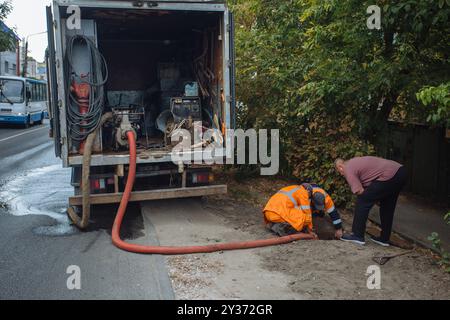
[340,233,365,245]
[370,236,390,247]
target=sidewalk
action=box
[369,195,450,252]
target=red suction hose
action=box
[111,131,316,255]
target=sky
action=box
[5,0,52,62]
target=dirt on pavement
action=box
[144,171,450,300]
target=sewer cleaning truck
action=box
[46,0,236,228]
[46,0,317,255]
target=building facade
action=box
[25,56,38,79]
[36,61,47,80]
[0,22,20,76]
[0,50,18,75]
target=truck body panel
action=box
[47,0,234,199]
[49,0,234,167]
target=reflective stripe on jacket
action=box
[309,185,342,229]
[263,185,313,231]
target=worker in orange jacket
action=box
[264,183,344,239]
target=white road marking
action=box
[0,126,47,143]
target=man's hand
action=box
[356,188,365,195]
[308,229,319,239]
[334,229,343,239]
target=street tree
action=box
[0,0,15,52]
[229,0,450,205]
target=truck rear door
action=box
[228,11,236,130]
[46,5,61,157]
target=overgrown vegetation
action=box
[229,0,450,206]
[428,212,450,273]
[417,82,450,127]
[0,1,15,52]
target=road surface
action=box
[0,122,174,299]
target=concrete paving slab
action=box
[141,198,302,299]
[369,195,449,252]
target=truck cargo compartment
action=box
[60,7,229,164]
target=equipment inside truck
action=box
[64,8,225,156]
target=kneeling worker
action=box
[263,184,343,239]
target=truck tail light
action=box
[90,179,108,192]
[91,179,101,190]
[192,172,210,184]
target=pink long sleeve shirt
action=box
[343,156,402,194]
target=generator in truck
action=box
[46,0,236,229]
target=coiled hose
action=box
[65,35,108,142]
[111,131,316,255]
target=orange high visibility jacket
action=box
[263,185,339,231]
[310,187,336,214]
[310,187,342,228]
[263,185,313,231]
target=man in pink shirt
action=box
[335,156,407,246]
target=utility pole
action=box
[16,39,20,76]
[21,31,47,78]
[21,39,28,77]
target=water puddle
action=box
[0,164,78,237]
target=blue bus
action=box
[0,76,48,127]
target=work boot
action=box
[270,223,298,237]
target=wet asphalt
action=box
[0,121,174,299]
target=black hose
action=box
[65,35,108,142]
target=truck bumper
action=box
[69,185,227,206]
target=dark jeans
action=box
[352,166,407,241]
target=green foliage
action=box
[229,0,450,203]
[416,83,450,127]
[289,136,375,207]
[428,212,450,273]
[0,1,15,52]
